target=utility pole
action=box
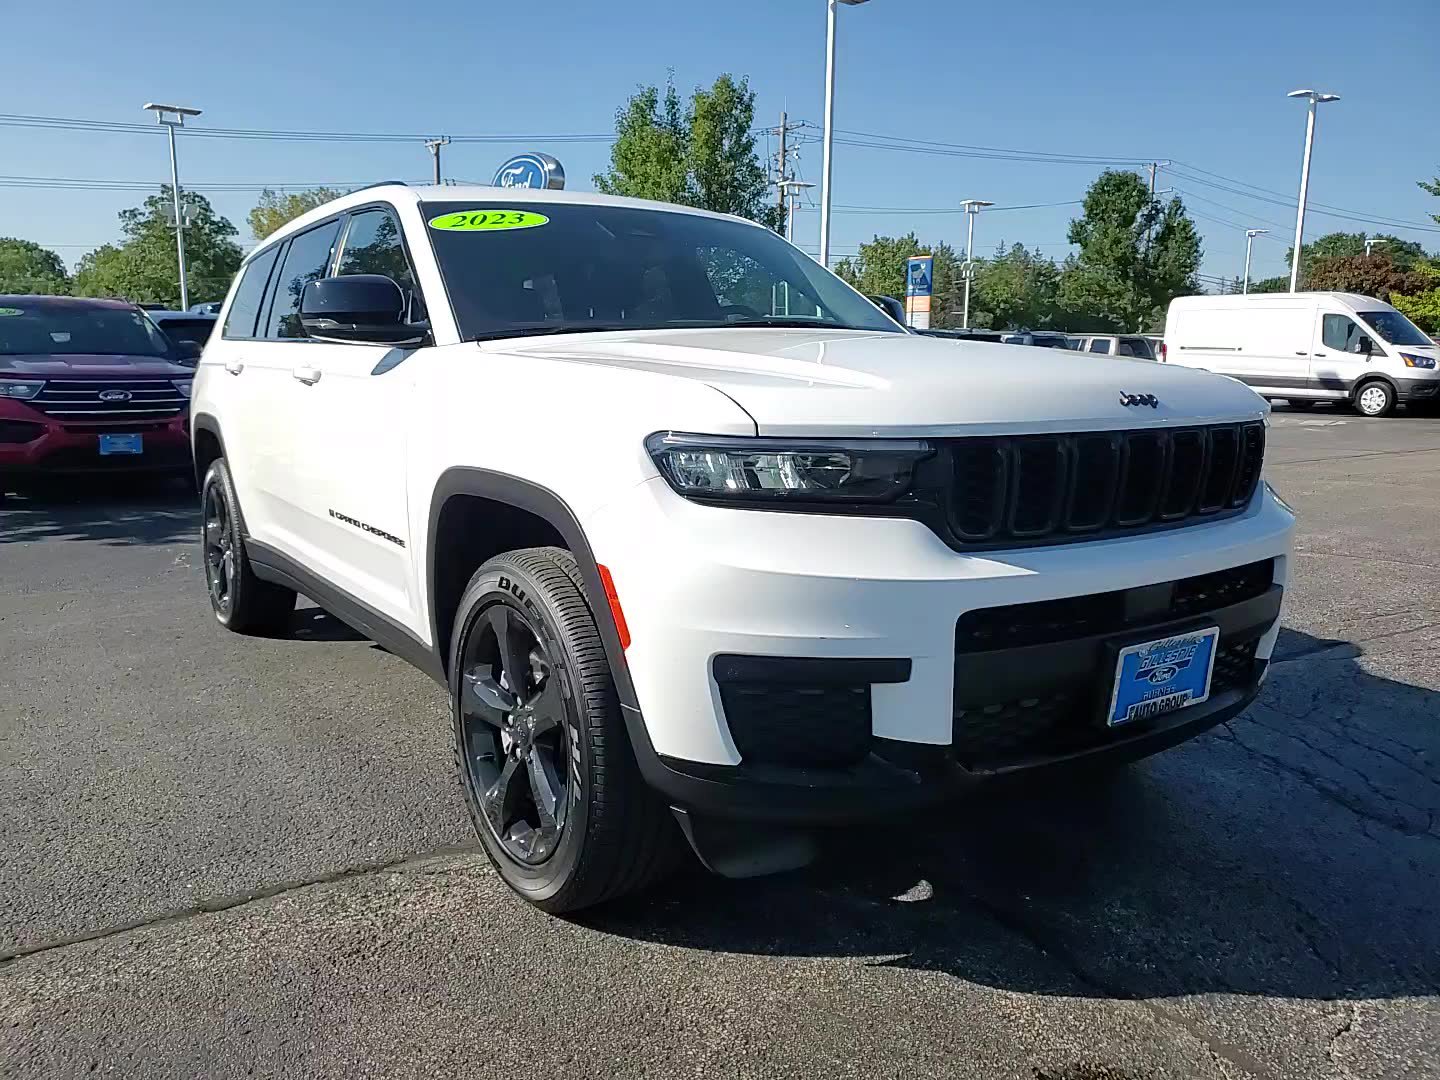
[778,179,815,243]
[1243,229,1268,294]
[144,103,202,310]
[425,136,451,185]
[771,111,804,237]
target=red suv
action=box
[0,296,198,495]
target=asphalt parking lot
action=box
[2,408,1438,1080]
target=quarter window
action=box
[1089,339,1111,354]
[1322,314,1362,352]
[222,245,280,339]
[264,220,342,339]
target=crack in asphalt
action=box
[1215,725,1437,840]
[1324,1004,1361,1079]
[0,844,482,969]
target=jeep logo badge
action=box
[99,389,133,402]
[1120,392,1159,408]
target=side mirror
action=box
[175,339,202,362]
[299,275,428,345]
[1357,336,1376,355]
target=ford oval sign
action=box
[492,152,566,191]
[99,389,133,402]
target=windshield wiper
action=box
[469,323,650,342]
[719,317,855,330]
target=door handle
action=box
[292,365,322,385]
[224,358,244,375]
[1295,351,1309,356]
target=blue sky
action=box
[4,0,1437,288]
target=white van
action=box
[1161,292,1440,416]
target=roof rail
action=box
[348,180,409,194]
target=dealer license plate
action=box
[1106,626,1219,727]
[98,433,143,456]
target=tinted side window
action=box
[1089,339,1110,353]
[1119,336,1153,358]
[222,246,280,339]
[1322,314,1362,352]
[265,220,342,339]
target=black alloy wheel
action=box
[203,478,235,616]
[459,601,573,865]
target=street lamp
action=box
[1243,229,1268,294]
[818,0,870,269]
[1286,89,1340,294]
[960,199,993,329]
[1364,237,1389,258]
[777,179,815,243]
[144,102,202,310]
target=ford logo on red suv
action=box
[98,389,133,402]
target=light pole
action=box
[960,199,993,329]
[1243,229,1268,294]
[1364,237,1388,258]
[425,136,450,185]
[144,103,201,310]
[1286,89,1340,293]
[777,179,815,243]
[819,0,870,269]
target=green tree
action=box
[1305,253,1435,302]
[0,238,70,295]
[832,234,962,327]
[1248,275,1289,294]
[972,242,1061,329]
[248,187,346,243]
[1058,170,1202,332]
[1284,231,1426,279]
[73,188,242,307]
[1390,260,1440,335]
[1420,174,1440,225]
[595,74,781,230]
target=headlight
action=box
[171,379,193,398]
[646,433,932,504]
[0,379,44,400]
[1400,353,1437,369]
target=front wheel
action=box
[1355,379,1396,418]
[450,547,679,912]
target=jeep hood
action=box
[0,352,191,377]
[497,328,1267,437]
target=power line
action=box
[829,126,1148,165]
[1170,166,1440,235]
[794,199,1082,215]
[0,113,614,145]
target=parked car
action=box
[998,330,1074,349]
[147,310,218,358]
[0,295,198,495]
[1162,292,1439,417]
[189,301,223,315]
[1073,334,1159,360]
[193,184,1294,912]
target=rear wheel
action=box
[450,547,678,912]
[1355,379,1396,418]
[201,459,296,635]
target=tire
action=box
[449,546,679,912]
[1354,379,1396,418]
[200,458,296,635]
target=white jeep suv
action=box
[192,183,1294,911]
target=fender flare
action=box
[425,468,644,719]
[1352,372,1399,404]
[189,411,226,487]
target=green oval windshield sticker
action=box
[428,209,549,232]
[0,307,24,316]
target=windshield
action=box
[0,302,172,357]
[422,201,902,341]
[1358,310,1432,347]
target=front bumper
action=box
[0,399,191,480]
[583,479,1295,823]
[1396,377,1440,402]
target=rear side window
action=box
[265,220,342,339]
[222,246,280,339]
[1322,314,1362,352]
[1119,337,1154,358]
[1089,339,1111,354]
